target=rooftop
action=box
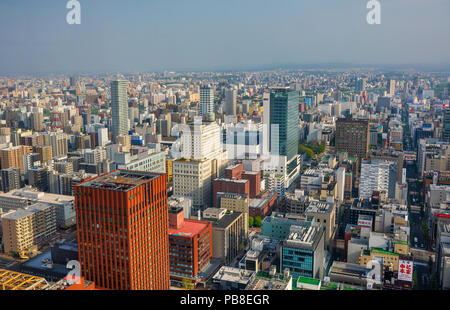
[77,170,162,192]
[285,224,322,248]
[0,269,49,290]
[212,266,254,285]
[2,203,53,220]
[204,212,243,229]
[0,187,73,204]
[168,219,210,237]
[305,200,334,214]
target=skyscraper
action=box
[443,107,450,142]
[200,85,214,121]
[356,78,366,93]
[111,80,129,143]
[30,112,44,132]
[264,88,300,163]
[388,79,396,97]
[262,87,301,189]
[335,118,370,160]
[74,170,170,290]
[225,88,237,116]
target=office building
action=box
[388,79,396,97]
[262,88,301,189]
[74,170,170,290]
[225,88,237,116]
[443,107,450,143]
[359,159,398,200]
[203,208,247,264]
[200,85,214,121]
[179,121,222,161]
[168,206,212,287]
[305,200,337,248]
[280,224,325,279]
[212,266,255,290]
[335,118,370,160]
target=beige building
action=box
[1,203,56,254]
[0,144,32,172]
[359,248,400,272]
[216,193,249,236]
[305,200,337,249]
[0,187,75,227]
[203,208,247,264]
[173,151,227,210]
[33,145,52,165]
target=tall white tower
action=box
[111,80,129,142]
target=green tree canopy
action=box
[254,216,263,227]
[298,144,314,158]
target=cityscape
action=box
[0,0,449,298]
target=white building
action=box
[359,159,397,200]
[336,167,346,203]
[111,80,129,142]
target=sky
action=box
[0,0,449,75]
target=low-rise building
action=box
[280,224,325,279]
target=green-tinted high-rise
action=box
[269,88,300,163]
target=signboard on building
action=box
[433,171,439,185]
[398,259,413,282]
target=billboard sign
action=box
[398,259,413,282]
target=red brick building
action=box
[74,170,170,290]
[248,191,278,218]
[213,178,249,208]
[168,206,212,287]
[242,171,261,198]
[213,163,262,207]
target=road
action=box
[410,210,428,251]
[414,261,431,290]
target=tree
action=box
[248,216,254,227]
[254,216,262,227]
[298,144,314,159]
[315,143,325,154]
[181,278,194,290]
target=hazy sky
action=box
[0,0,449,74]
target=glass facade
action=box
[282,247,314,278]
[269,89,299,162]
